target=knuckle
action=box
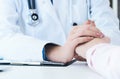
[86,26,90,30]
[79,30,84,34]
[84,37,91,41]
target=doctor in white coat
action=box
[0,0,119,62]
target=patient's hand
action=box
[75,37,110,59]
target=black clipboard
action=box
[0,59,77,67]
[40,59,77,66]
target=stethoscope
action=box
[27,0,90,26]
[27,0,40,26]
[27,0,53,26]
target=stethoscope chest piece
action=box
[28,9,40,26]
[31,13,39,21]
[27,0,40,26]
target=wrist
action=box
[45,43,75,63]
[45,43,60,61]
[76,46,88,59]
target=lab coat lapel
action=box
[38,0,61,23]
[53,0,69,27]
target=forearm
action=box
[45,44,74,63]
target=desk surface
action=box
[0,61,104,79]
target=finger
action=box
[90,21,96,27]
[72,37,94,48]
[69,24,104,40]
[70,22,95,35]
[70,26,81,35]
[84,20,91,25]
[70,29,102,40]
[84,20,95,26]
[88,26,104,37]
[82,24,104,37]
[85,21,102,36]
[79,30,104,38]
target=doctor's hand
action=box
[71,20,104,38]
[46,20,104,63]
[70,20,104,61]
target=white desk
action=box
[0,61,104,79]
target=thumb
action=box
[84,20,91,25]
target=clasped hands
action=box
[46,20,110,63]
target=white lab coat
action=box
[0,0,120,62]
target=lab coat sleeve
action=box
[0,0,49,61]
[90,0,120,45]
[86,43,120,79]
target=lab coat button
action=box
[73,23,78,26]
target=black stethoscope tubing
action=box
[28,0,53,11]
[28,0,36,9]
[27,0,53,26]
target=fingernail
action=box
[96,33,101,36]
[96,33,103,38]
[100,34,104,38]
[100,32,104,38]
